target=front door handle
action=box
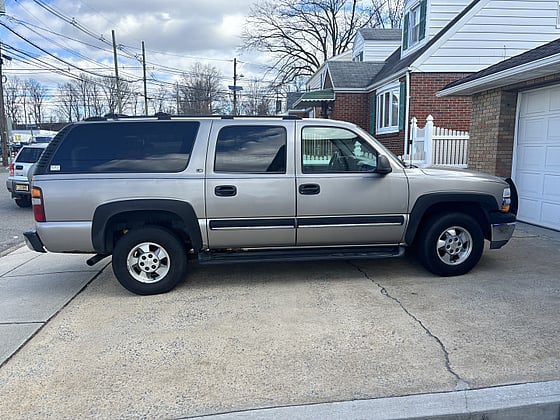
[299,183,320,195]
[215,185,237,197]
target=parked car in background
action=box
[30,135,54,144]
[6,143,48,207]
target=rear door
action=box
[205,121,296,248]
[296,122,409,246]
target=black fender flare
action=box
[405,193,499,245]
[91,199,202,253]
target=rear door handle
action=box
[298,183,320,195]
[215,185,237,197]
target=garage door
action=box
[514,85,560,231]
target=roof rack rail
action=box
[84,116,107,121]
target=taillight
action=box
[9,163,14,177]
[32,187,46,222]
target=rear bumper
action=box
[489,212,516,249]
[23,229,46,253]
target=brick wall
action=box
[409,73,472,131]
[331,93,369,132]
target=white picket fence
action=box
[405,115,469,168]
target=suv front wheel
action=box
[112,226,188,295]
[417,213,484,277]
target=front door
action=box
[296,124,408,246]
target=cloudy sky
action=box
[0,0,272,116]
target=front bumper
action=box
[23,229,46,253]
[489,212,516,249]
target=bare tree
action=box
[99,77,133,115]
[4,77,23,125]
[178,63,223,115]
[57,82,80,122]
[242,0,383,84]
[371,0,404,28]
[25,79,47,125]
[242,80,274,115]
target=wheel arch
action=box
[406,193,498,245]
[92,199,203,254]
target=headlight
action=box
[501,187,511,212]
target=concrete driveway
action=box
[0,223,558,418]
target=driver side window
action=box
[301,127,378,173]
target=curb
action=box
[188,381,560,419]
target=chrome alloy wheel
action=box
[126,242,171,283]
[436,226,473,266]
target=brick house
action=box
[293,0,560,157]
[438,38,560,231]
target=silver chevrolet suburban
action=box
[24,115,517,295]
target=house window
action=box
[403,0,427,51]
[409,5,421,46]
[354,52,364,62]
[376,85,400,134]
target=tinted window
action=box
[215,126,287,173]
[49,121,199,173]
[16,147,45,164]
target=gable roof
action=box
[357,28,401,41]
[438,37,560,96]
[368,0,482,88]
[327,61,385,89]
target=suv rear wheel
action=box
[417,212,484,276]
[112,226,188,295]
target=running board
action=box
[198,246,404,265]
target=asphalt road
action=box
[0,168,36,255]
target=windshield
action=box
[16,147,45,163]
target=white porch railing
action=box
[405,115,469,168]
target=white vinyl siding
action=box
[417,0,560,73]
[352,33,400,62]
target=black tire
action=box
[417,212,484,277]
[112,226,188,295]
[15,196,32,208]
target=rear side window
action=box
[16,147,45,164]
[48,121,199,173]
[214,126,287,173]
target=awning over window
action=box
[293,89,335,108]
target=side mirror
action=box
[376,155,392,174]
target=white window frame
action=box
[408,3,422,49]
[376,83,400,134]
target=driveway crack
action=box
[350,262,470,391]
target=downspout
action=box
[404,67,411,164]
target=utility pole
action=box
[142,41,148,115]
[0,43,9,166]
[233,58,237,116]
[112,30,122,114]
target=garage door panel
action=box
[522,90,548,115]
[541,202,560,230]
[519,118,547,144]
[550,87,560,111]
[517,198,540,224]
[517,145,545,169]
[545,146,560,170]
[543,175,560,199]
[516,172,542,197]
[515,86,560,231]
[547,117,560,141]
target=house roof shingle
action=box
[327,61,385,89]
[357,28,402,41]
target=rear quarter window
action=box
[48,121,199,173]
